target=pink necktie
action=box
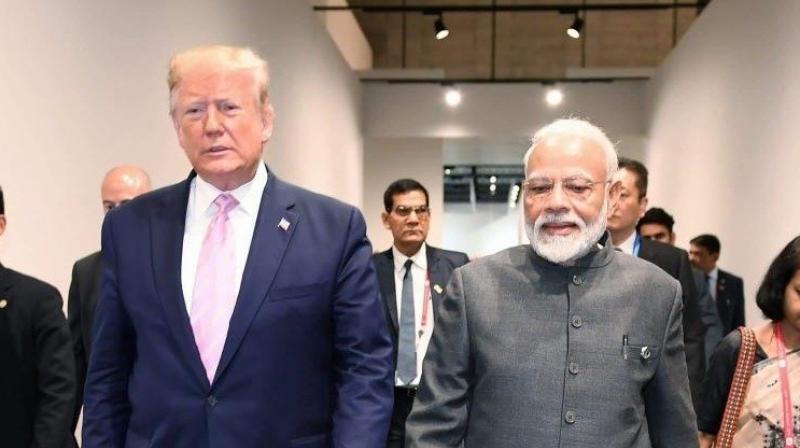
[191,193,239,383]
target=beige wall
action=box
[363,138,444,254]
[645,0,800,325]
[0,0,362,299]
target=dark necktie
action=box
[398,259,416,384]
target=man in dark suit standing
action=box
[82,45,393,447]
[372,179,469,448]
[67,165,150,440]
[689,234,745,335]
[638,207,724,367]
[0,185,76,448]
[607,158,706,411]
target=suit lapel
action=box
[213,174,298,384]
[150,177,210,388]
[376,250,398,332]
[426,247,447,312]
[0,263,16,300]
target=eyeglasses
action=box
[391,205,431,218]
[522,177,610,201]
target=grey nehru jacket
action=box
[405,236,698,448]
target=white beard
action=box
[526,200,608,264]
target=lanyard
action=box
[418,273,431,339]
[774,322,796,446]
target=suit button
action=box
[570,315,583,328]
[572,275,583,286]
[568,362,579,375]
[207,395,218,407]
[564,411,576,424]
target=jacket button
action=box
[572,275,583,286]
[207,395,218,407]
[565,411,576,424]
[570,315,583,328]
[568,362,579,375]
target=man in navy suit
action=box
[689,234,745,335]
[82,45,394,447]
[371,179,469,448]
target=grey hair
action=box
[523,118,618,180]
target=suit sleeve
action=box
[33,285,76,447]
[406,267,472,447]
[330,208,394,448]
[677,251,706,409]
[82,212,134,447]
[67,261,86,435]
[733,277,746,329]
[645,283,699,448]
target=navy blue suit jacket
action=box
[82,170,394,448]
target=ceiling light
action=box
[567,14,584,39]
[545,88,563,107]
[444,88,462,107]
[434,15,450,40]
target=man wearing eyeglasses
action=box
[606,158,706,413]
[66,165,151,443]
[406,119,697,447]
[372,178,469,448]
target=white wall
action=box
[0,0,362,298]
[363,81,648,141]
[645,0,800,324]
[363,138,444,254]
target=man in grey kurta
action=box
[405,118,698,448]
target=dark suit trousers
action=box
[388,387,417,448]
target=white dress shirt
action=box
[392,243,434,387]
[707,267,719,301]
[617,231,638,255]
[181,164,268,312]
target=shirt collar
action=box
[617,230,638,255]
[392,243,428,273]
[708,266,719,281]
[193,163,268,218]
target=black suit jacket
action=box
[67,250,102,437]
[372,245,470,367]
[637,238,706,410]
[0,263,75,448]
[716,269,745,335]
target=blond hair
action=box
[167,45,269,115]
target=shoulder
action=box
[372,248,393,264]
[641,238,685,263]
[73,251,102,273]
[457,245,529,276]
[720,269,744,285]
[3,267,61,301]
[272,176,360,220]
[709,330,744,368]
[428,246,470,266]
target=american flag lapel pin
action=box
[278,217,291,231]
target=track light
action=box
[444,88,462,107]
[567,14,584,39]
[545,88,563,107]
[434,15,450,40]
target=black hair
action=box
[690,234,721,254]
[618,157,648,199]
[383,179,429,212]
[756,236,800,321]
[0,185,4,215]
[637,207,675,233]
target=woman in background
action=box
[698,235,800,447]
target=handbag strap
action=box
[715,326,757,448]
